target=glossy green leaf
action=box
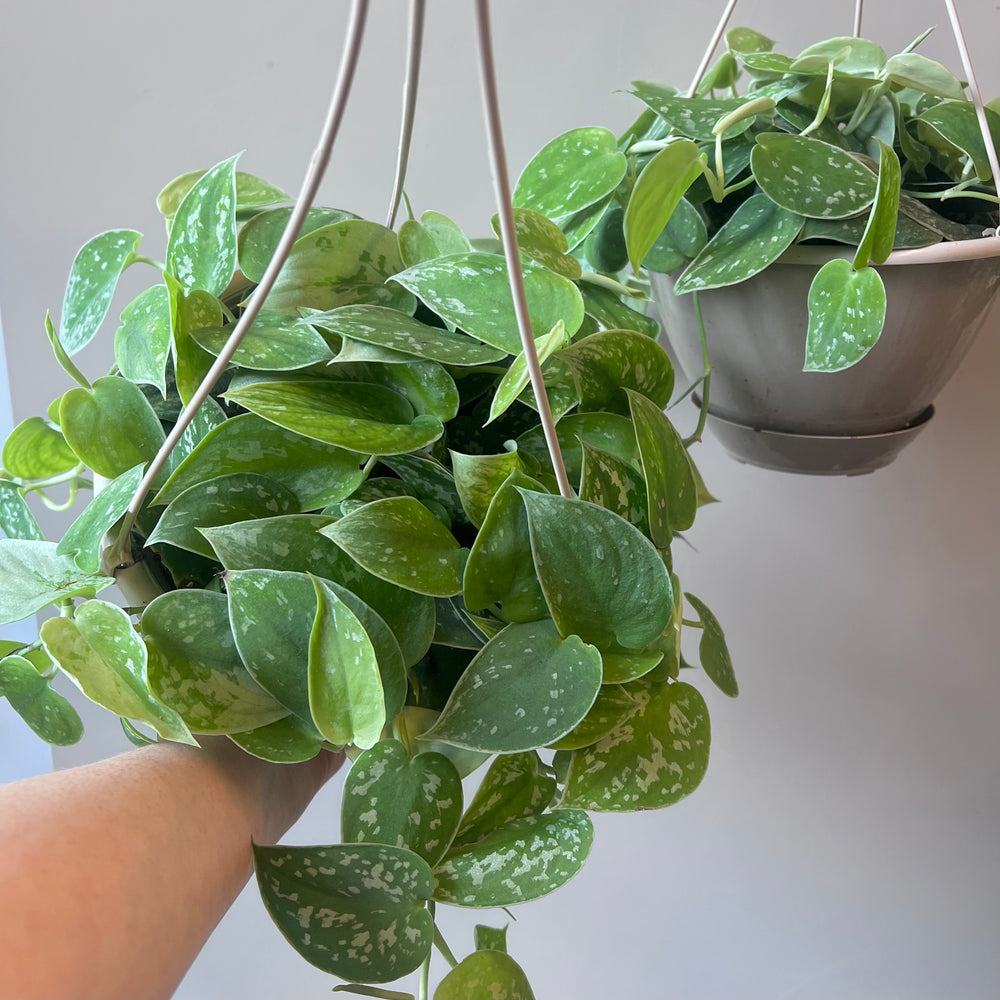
[166,154,239,296]
[308,304,506,366]
[59,229,142,354]
[2,417,78,480]
[263,220,415,315]
[309,575,385,749]
[490,208,582,279]
[341,739,463,866]
[624,139,704,271]
[321,497,465,598]
[673,193,803,294]
[583,204,628,273]
[381,454,466,529]
[452,752,556,849]
[548,683,640,750]
[854,138,901,269]
[462,471,548,623]
[114,285,172,395]
[560,678,710,811]
[513,127,626,224]
[685,592,737,697]
[398,210,473,267]
[426,620,601,753]
[191,312,335,370]
[883,53,965,101]
[434,951,535,1000]
[578,441,648,531]
[237,206,357,283]
[516,411,638,486]
[726,26,774,54]
[0,482,43,541]
[451,451,522,529]
[488,321,568,424]
[630,87,758,141]
[697,52,740,95]
[59,376,165,479]
[229,715,323,762]
[917,100,1000,181]
[142,589,288,733]
[796,36,886,76]
[804,259,886,372]
[166,277,219,407]
[147,473,298,559]
[356,359,459,424]
[40,601,194,743]
[0,654,83,746]
[158,169,290,224]
[0,540,114,624]
[433,809,593,907]
[57,464,144,572]
[392,253,584,353]
[580,283,660,339]
[255,843,434,983]
[224,378,443,457]
[642,196,708,274]
[154,413,362,511]
[520,490,673,649]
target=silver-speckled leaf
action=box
[685,592,738,697]
[451,451,522,529]
[433,809,593,907]
[341,739,463,867]
[917,100,999,182]
[229,715,323,762]
[516,411,638,485]
[191,313,335,371]
[158,169,290,225]
[434,951,535,1000]
[578,441,648,530]
[560,678,710,811]
[488,321,568,424]
[548,684,640,751]
[114,285,172,395]
[0,482,43,541]
[490,208,582,279]
[853,138,900,269]
[0,654,83,746]
[630,86,758,140]
[425,620,602,753]
[255,843,434,983]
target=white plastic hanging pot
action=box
[650,238,1000,475]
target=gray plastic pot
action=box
[650,238,1000,475]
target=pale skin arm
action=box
[0,739,343,1000]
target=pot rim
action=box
[779,234,1000,267]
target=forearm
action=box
[0,740,340,999]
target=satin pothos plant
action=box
[0,153,734,998]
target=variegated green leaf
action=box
[451,451,522,529]
[630,87,759,140]
[255,843,434,983]
[917,100,999,182]
[191,312,335,370]
[380,455,466,528]
[165,277,218,407]
[513,127,626,225]
[548,684,640,751]
[433,809,593,907]
[0,540,114,624]
[804,259,886,371]
[57,464,144,572]
[426,620,601,753]
[114,285,172,396]
[560,678,710,811]
[154,413,363,511]
[673,193,803,294]
[229,715,323,763]
[474,925,508,954]
[685,592,738,697]
[398,210,473,267]
[519,491,673,649]
[0,653,83,746]
[578,441,648,530]
[0,482,43,541]
[642,196,708,274]
[599,649,663,685]
[580,283,660,339]
[166,154,239,296]
[391,253,584,354]
[309,575,385,749]
[2,417,79,480]
[516,412,638,485]
[60,229,142,354]
[488,321,568,424]
[854,138,901,269]
[158,169,290,225]
[321,497,465,598]
[341,739,463,866]
[40,601,194,743]
[490,208,582,279]
[147,473,298,559]
[141,589,287,734]
[434,951,535,1000]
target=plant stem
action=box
[417,947,431,1000]
[128,254,166,271]
[681,618,705,629]
[432,922,458,969]
[683,291,712,447]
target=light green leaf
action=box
[434,951,535,1000]
[685,592,737,697]
[191,312,335,371]
[425,620,602,753]
[804,259,887,372]
[560,678,710,811]
[2,416,79,480]
[309,575,385,749]
[474,925,508,954]
[321,497,465,598]
[114,285,172,395]
[519,491,673,649]
[433,810,593,907]
[59,376,166,479]
[451,451,522,530]
[0,482,43,541]
[726,26,774,55]
[580,283,660,339]
[341,739,463,867]
[0,540,114,624]
[40,601,194,743]
[60,229,142,354]
[57,464,144,572]
[629,87,758,141]
[0,654,83,746]
[166,155,239,296]
[490,208,582,279]
[854,138,901,269]
[391,253,584,354]
[917,100,1000,181]
[883,53,966,101]
[154,413,363,510]
[166,277,219,407]
[795,36,886,76]
[548,683,639,750]
[673,193,803,294]
[513,127,626,225]
[398,210,473,267]
[255,843,434,983]
[158,169,290,225]
[395,706,491,779]
[600,648,663,685]
[229,715,322,762]
[488,321,568,424]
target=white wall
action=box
[0,2,996,997]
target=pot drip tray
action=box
[701,404,936,476]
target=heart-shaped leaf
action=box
[560,678,710,811]
[191,312,335,371]
[917,100,1000,182]
[2,417,79,480]
[398,210,473,267]
[0,654,83,746]
[0,482,43,541]
[60,229,142,354]
[255,843,434,983]
[685,592,737,697]
[548,683,640,750]
[114,285,172,396]
[229,715,323,763]
[882,53,965,101]
[804,258,886,371]
[158,169,291,225]
[341,739,463,866]
[425,620,602,753]
[490,208,582,279]
[434,951,535,1000]
[630,86,760,141]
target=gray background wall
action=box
[1,1,997,997]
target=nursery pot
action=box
[650,239,1000,475]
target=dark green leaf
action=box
[685,592,737,697]
[0,653,83,745]
[114,285,172,396]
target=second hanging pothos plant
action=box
[0,147,734,998]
